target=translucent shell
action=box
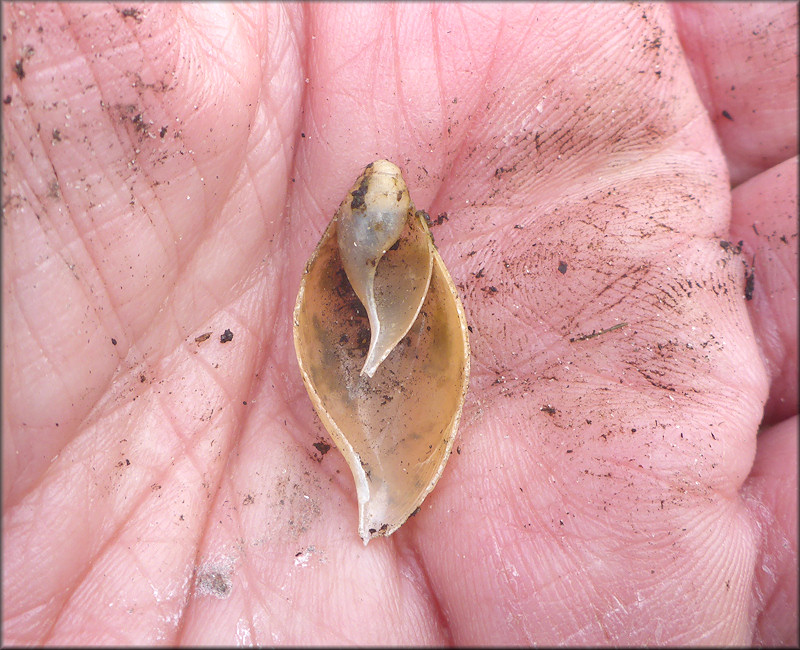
[293,160,470,544]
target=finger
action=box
[672,3,798,186]
[742,415,798,646]
[1,1,264,502]
[730,156,798,426]
[2,2,297,644]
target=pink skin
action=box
[2,2,796,645]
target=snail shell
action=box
[293,160,470,544]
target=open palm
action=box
[3,3,797,645]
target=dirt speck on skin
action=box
[131,112,148,135]
[195,556,234,599]
[744,264,755,301]
[47,179,60,199]
[293,545,314,567]
[220,329,233,343]
[195,332,211,344]
[119,7,143,23]
[272,466,322,537]
[313,441,331,461]
[719,239,743,254]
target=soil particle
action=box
[719,239,743,253]
[313,441,331,457]
[195,558,234,600]
[350,174,370,211]
[120,7,143,23]
[744,265,755,301]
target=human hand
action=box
[3,2,796,644]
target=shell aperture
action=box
[293,160,470,544]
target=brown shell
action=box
[293,160,470,544]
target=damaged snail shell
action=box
[293,160,470,544]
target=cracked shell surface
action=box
[293,160,470,544]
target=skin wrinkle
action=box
[4,242,122,505]
[35,437,185,642]
[58,8,182,205]
[7,185,266,644]
[317,11,374,81]
[5,297,84,448]
[175,456,241,643]
[45,14,200,347]
[730,158,798,423]
[390,8,414,146]
[58,205,167,361]
[7,261,68,375]
[559,257,677,331]
[234,540,267,646]
[7,113,81,262]
[429,5,448,148]
[529,125,717,211]
[441,138,718,245]
[11,11,78,170]
[397,538,454,644]
[742,415,797,642]
[135,184,269,367]
[122,14,254,254]
[46,430,223,643]
[366,27,392,145]
[671,3,798,186]
[181,9,248,88]
[467,260,741,397]
[19,309,244,636]
[419,11,493,214]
